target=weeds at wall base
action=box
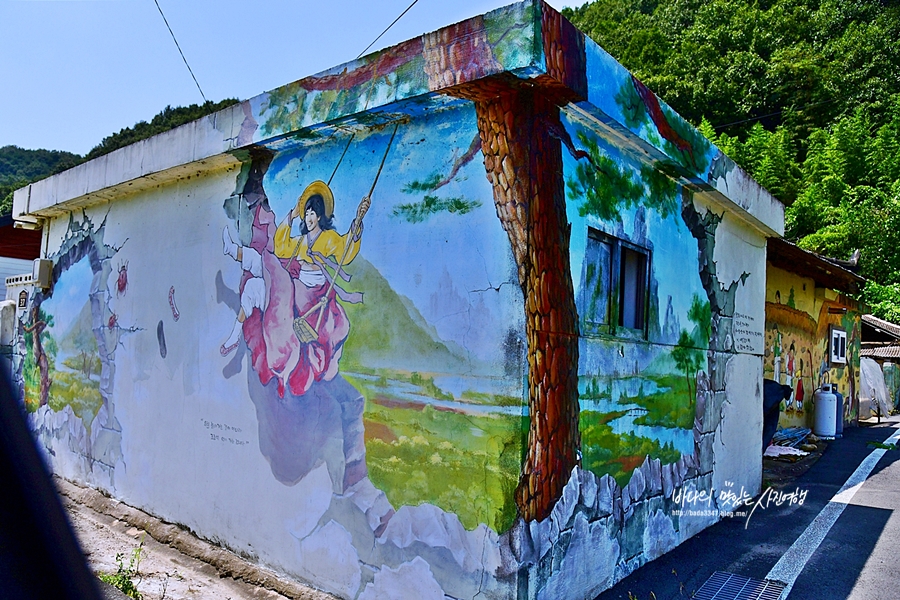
[98,536,144,599]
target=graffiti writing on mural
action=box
[733,312,761,353]
[202,419,243,433]
[208,434,250,447]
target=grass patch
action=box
[48,370,103,425]
[409,371,453,401]
[628,373,697,429]
[459,389,522,407]
[99,538,144,599]
[868,441,899,450]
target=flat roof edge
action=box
[14,1,548,220]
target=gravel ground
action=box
[64,496,290,600]
[57,479,329,600]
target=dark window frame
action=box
[580,228,651,339]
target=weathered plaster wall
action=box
[764,264,861,429]
[12,3,781,599]
[17,102,532,599]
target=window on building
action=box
[579,229,650,338]
[830,326,847,365]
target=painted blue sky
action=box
[1,0,568,156]
[40,256,92,341]
[262,103,519,365]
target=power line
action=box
[152,0,208,104]
[357,0,421,59]
[713,99,838,130]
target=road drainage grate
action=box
[693,571,786,600]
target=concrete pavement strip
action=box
[58,419,900,599]
[56,476,334,600]
[766,425,900,597]
[596,417,900,600]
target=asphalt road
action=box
[596,417,900,600]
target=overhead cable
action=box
[713,99,838,130]
[152,0,208,103]
[357,0,421,59]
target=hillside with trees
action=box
[0,147,81,215]
[1,99,237,217]
[564,0,900,319]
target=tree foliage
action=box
[672,330,703,400]
[566,0,900,320]
[0,146,81,215]
[566,131,679,221]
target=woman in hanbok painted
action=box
[785,342,796,412]
[223,180,368,397]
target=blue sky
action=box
[1,0,570,156]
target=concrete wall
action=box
[10,2,781,598]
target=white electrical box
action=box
[32,259,53,290]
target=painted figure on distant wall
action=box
[785,342,796,412]
[222,179,368,398]
[772,323,783,382]
[795,358,805,414]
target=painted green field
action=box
[344,371,526,532]
[47,368,103,424]
[629,373,697,429]
[579,370,695,487]
[580,409,682,488]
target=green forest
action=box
[564,0,900,319]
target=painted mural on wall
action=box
[221,101,529,540]
[212,50,753,594]
[562,117,710,488]
[520,62,759,590]
[764,266,861,429]
[15,4,773,599]
[17,214,133,485]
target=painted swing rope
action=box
[285,131,356,274]
[293,123,399,344]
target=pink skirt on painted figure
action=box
[239,204,352,398]
[795,379,805,413]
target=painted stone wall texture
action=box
[764,265,861,429]
[11,2,778,598]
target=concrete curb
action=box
[55,476,336,600]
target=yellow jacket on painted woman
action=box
[273,222,362,268]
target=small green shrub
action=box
[99,539,143,599]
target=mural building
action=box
[9,2,784,598]
[764,239,863,430]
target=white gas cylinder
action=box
[814,383,838,439]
